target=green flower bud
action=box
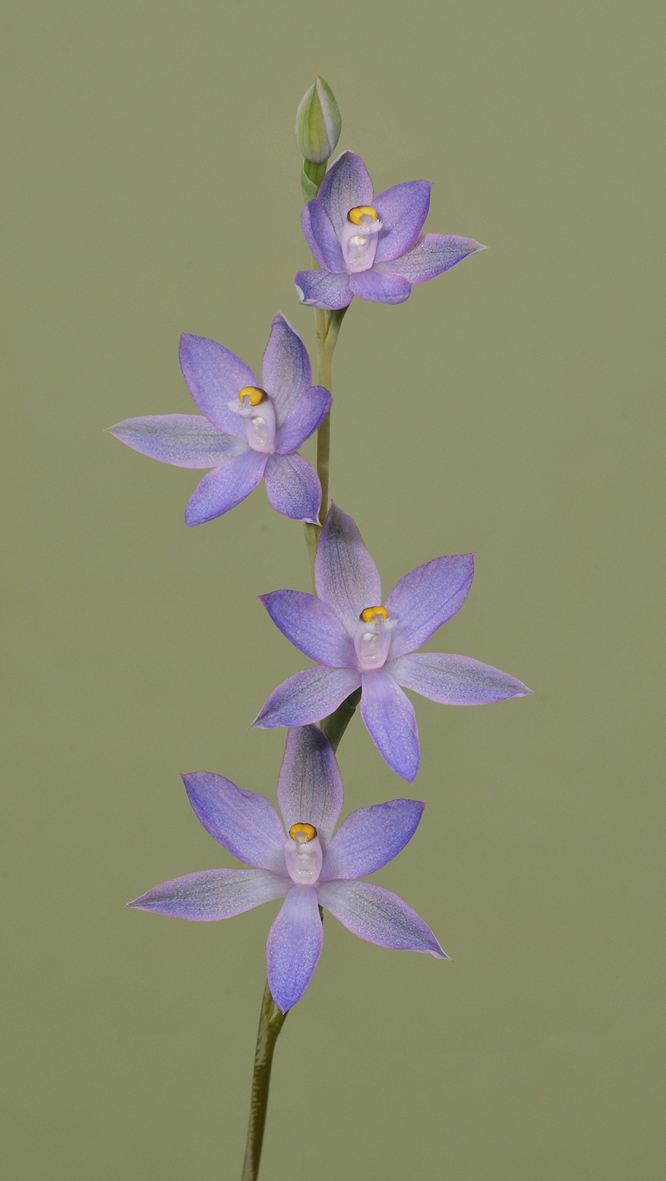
[296,77,341,165]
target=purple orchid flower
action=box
[108,314,331,526]
[295,150,484,309]
[127,725,447,1013]
[254,505,532,783]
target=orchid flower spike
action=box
[108,314,331,526]
[127,726,447,1013]
[295,150,485,309]
[254,505,532,782]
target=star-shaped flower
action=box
[108,314,331,526]
[254,505,532,782]
[295,150,484,309]
[127,726,447,1013]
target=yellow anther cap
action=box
[347,205,378,225]
[289,823,317,843]
[360,606,388,623]
[238,386,267,407]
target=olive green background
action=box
[2,1,664,1177]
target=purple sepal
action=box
[373,181,432,263]
[348,270,412,304]
[182,772,287,875]
[317,880,448,958]
[126,868,290,920]
[320,799,425,881]
[315,503,382,634]
[295,269,352,310]
[385,554,475,660]
[261,313,311,426]
[276,725,343,847]
[266,885,323,1012]
[260,590,357,668]
[388,653,533,704]
[301,202,345,273]
[317,150,374,238]
[274,385,331,454]
[374,234,484,284]
[179,334,256,438]
[253,666,362,729]
[263,453,321,523]
[360,670,420,783]
[184,448,266,526]
[107,415,246,469]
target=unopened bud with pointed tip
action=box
[296,76,341,165]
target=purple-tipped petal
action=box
[108,415,246,469]
[184,448,265,526]
[261,313,311,426]
[315,504,382,634]
[373,181,431,263]
[263,453,321,523]
[317,150,374,239]
[348,270,412,305]
[253,666,362,729]
[295,269,352,310]
[274,386,331,455]
[388,652,533,705]
[182,772,287,874]
[266,885,323,1011]
[127,868,290,920]
[276,725,343,845]
[385,554,475,659]
[374,234,484,284]
[321,799,424,881]
[179,334,257,438]
[260,591,357,668]
[317,880,448,958]
[301,202,345,273]
[360,669,420,782]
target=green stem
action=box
[240,980,289,1181]
[320,687,362,751]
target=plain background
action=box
[2,1,664,1178]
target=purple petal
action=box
[317,880,448,958]
[314,504,382,634]
[388,652,533,705]
[184,448,265,526]
[274,386,331,455]
[182,772,287,874]
[253,666,362,729]
[295,269,352,310]
[301,202,345,272]
[107,415,246,469]
[263,453,321,524]
[261,313,311,427]
[276,725,343,845]
[126,868,290,920]
[385,554,475,659]
[320,799,424,881]
[260,590,356,667]
[373,181,431,263]
[317,150,374,239]
[179,334,257,438]
[374,234,484,284]
[266,885,323,1011]
[360,669,420,782]
[348,270,412,304]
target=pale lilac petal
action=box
[126,868,290,920]
[263,453,321,524]
[261,313,311,426]
[317,881,448,958]
[360,669,420,782]
[317,150,374,238]
[314,504,382,633]
[179,334,257,438]
[253,667,362,729]
[260,591,356,667]
[373,181,431,263]
[276,725,343,845]
[182,772,287,874]
[349,270,412,304]
[266,885,323,1011]
[374,234,484,284]
[385,554,475,659]
[107,415,245,469]
[387,652,533,705]
[295,269,352,310]
[320,799,424,881]
[184,448,265,526]
[274,386,331,455]
[301,202,345,273]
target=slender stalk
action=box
[320,688,362,752]
[240,980,289,1181]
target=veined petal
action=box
[263,453,321,524]
[317,150,374,239]
[261,313,311,426]
[321,799,424,881]
[107,415,245,469]
[276,725,343,845]
[179,334,257,438]
[274,386,331,455]
[126,868,290,920]
[301,202,345,273]
[385,554,475,659]
[266,885,323,1012]
[253,666,362,729]
[373,181,431,263]
[387,652,533,705]
[184,448,265,526]
[315,504,382,634]
[317,880,448,958]
[349,270,412,305]
[360,669,420,782]
[182,772,287,874]
[295,270,352,310]
[374,234,484,284]
[260,590,357,667]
